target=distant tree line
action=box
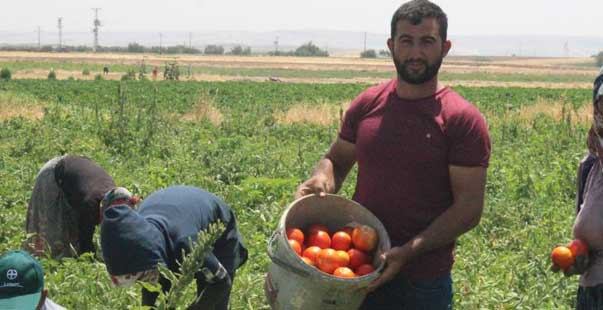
[268,41,329,57]
[0,43,252,56]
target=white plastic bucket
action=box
[265,194,391,310]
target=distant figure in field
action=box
[25,155,117,258]
[103,66,109,75]
[152,67,158,80]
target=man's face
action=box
[387,18,451,84]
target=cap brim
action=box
[0,292,41,310]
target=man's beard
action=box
[393,54,444,85]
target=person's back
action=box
[100,186,247,310]
[138,186,248,272]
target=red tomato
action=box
[347,248,370,269]
[355,264,375,276]
[286,228,304,245]
[331,231,352,251]
[307,231,331,249]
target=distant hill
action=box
[0,30,601,57]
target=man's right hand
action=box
[294,176,330,199]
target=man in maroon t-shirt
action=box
[295,1,490,309]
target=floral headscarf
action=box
[587,67,603,161]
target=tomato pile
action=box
[286,223,379,278]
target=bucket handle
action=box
[267,230,311,278]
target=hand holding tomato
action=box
[551,239,590,276]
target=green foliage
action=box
[294,41,329,57]
[163,62,180,80]
[47,70,56,80]
[128,42,145,53]
[148,222,225,310]
[94,73,103,80]
[121,70,137,81]
[0,78,594,309]
[360,49,377,58]
[595,51,603,68]
[204,45,225,55]
[230,45,252,56]
[1,68,12,80]
[82,68,91,76]
[378,49,391,57]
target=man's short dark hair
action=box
[391,0,448,42]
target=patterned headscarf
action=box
[587,67,603,161]
[100,187,140,221]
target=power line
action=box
[57,18,63,49]
[37,26,41,50]
[92,8,102,52]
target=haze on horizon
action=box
[1,0,602,37]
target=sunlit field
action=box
[0,53,599,309]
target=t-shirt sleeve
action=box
[447,105,491,167]
[339,92,367,144]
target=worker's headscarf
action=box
[587,66,603,161]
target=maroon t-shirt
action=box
[339,79,491,280]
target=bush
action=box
[230,45,252,56]
[360,49,377,58]
[595,51,603,68]
[294,41,329,57]
[47,70,56,80]
[121,70,137,81]
[378,49,391,57]
[204,45,225,55]
[82,68,90,76]
[94,74,103,80]
[0,68,11,80]
[163,62,180,80]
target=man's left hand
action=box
[366,245,413,292]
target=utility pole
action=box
[92,8,102,52]
[563,41,570,58]
[363,32,367,52]
[159,33,163,55]
[274,36,279,54]
[37,26,41,50]
[57,18,63,50]
[189,32,192,49]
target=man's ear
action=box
[37,288,48,310]
[442,40,452,57]
[387,38,394,54]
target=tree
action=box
[230,45,251,55]
[127,42,145,53]
[360,49,377,58]
[294,41,329,57]
[378,49,391,57]
[204,45,225,55]
[596,51,603,68]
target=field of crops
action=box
[0,55,598,309]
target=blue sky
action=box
[2,0,602,37]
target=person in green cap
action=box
[0,250,65,310]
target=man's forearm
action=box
[403,201,483,260]
[311,158,346,194]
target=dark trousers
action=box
[142,272,234,310]
[360,273,453,310]
[577,284,603,310]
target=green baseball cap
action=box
[0,250,44,310]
